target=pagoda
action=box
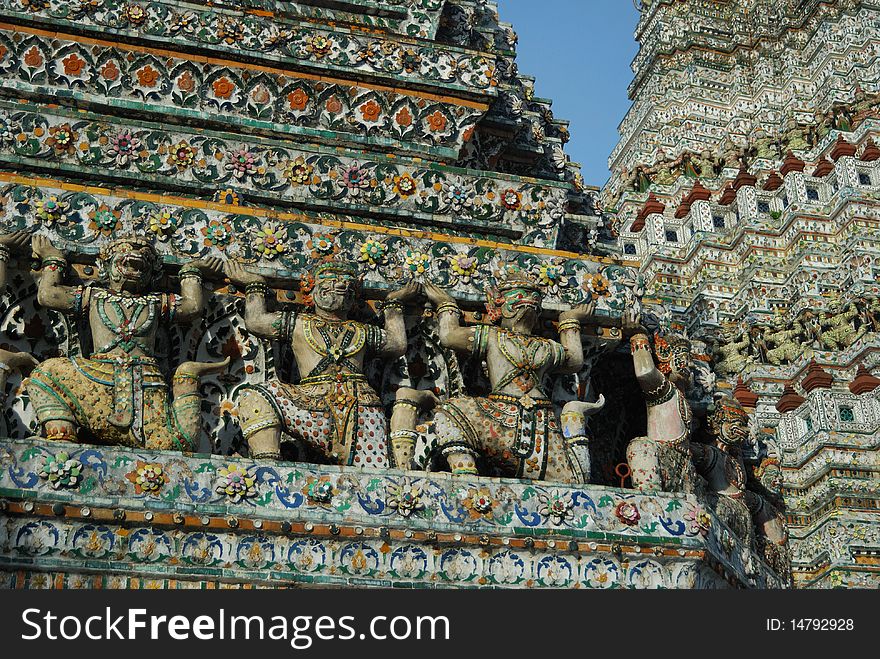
[0,0,785,589]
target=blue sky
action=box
[497,0,640,187]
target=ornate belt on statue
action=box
[87,352,161,437]
[487,393,553,409]
[299,372,368,386]
[487,393,552,473]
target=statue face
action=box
[760,463,783,494]
[718,416,749,447]
[106,242,156,292]
[312,270,357,314]
[499,287,541,328]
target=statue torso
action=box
[484,327,564,399]
[84,287,168,361]
[291,313,380,380]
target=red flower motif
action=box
[62,53,86,76]
[24,46,43,68]
[325,95,342,114]
[177,71,195,93]
[426,110,448,133]
[101,61,120,81]
[395,107,413,127]
[500,188,522,211]
[136,65,159,88]
[360,99,381,122]
[287,88,309,111]
[614,501,641,527]
[212,76,235,99]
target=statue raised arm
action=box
[25,235,228,449]
[394,273,604,483]
[230,258,419,464]
[624,310,695,492]
[0,232,39,397]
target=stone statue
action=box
[227,259,420,464]
[765,316,804,366]
[691,397,789,562]
[690,396,754,543]
[25,235,229,449]
[0,232,38,397]
[820,300,864,351]
[782,116,809,152]
[713,321,752,376]
[625,315,695,492]
[749,456,791,575]
[402,273,600,482]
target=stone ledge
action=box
[0,439,785,588]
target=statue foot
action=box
[0,349,39,375]
[174,356,232,379]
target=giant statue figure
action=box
[396,272,601,483]
[0,232,38,397]
[227,259,419,464]
[25,236,229,449]
[691,396,789,565]
[625,317,696,492]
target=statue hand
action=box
[0,231,31,252]
[559,301,595,323]
[31,235,63,261]
[225,261,266,287]
[621,307,646,336]
[386,280,421,304]
[188,257,224,279]
[424,281,454,306]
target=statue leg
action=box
[390,387,437,469]
[165,358,231,451]
[25,358,82,442]
[745,490,788,545]
[444,451,478,475]
[559,396,606,483]
[626,437,663,491]
[237,388,283,460]
[432,402,479,476]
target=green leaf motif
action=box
[79,475,97,495]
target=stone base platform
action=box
[0,440,785,589]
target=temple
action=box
[0,0,874,589]
[611,0,880,588]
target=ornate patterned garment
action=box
[239,313,389,467]
[627,380,695,493]
[421,326,582,482]
[26,287,196,449]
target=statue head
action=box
[302,259,360,316]
[654,333,693,391]
[708,395,750,450]
[486,268,543,332]
[98,237,161,293]
[755,456,783,495]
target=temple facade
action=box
[610,0,880,588]
[0,0,871,590]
